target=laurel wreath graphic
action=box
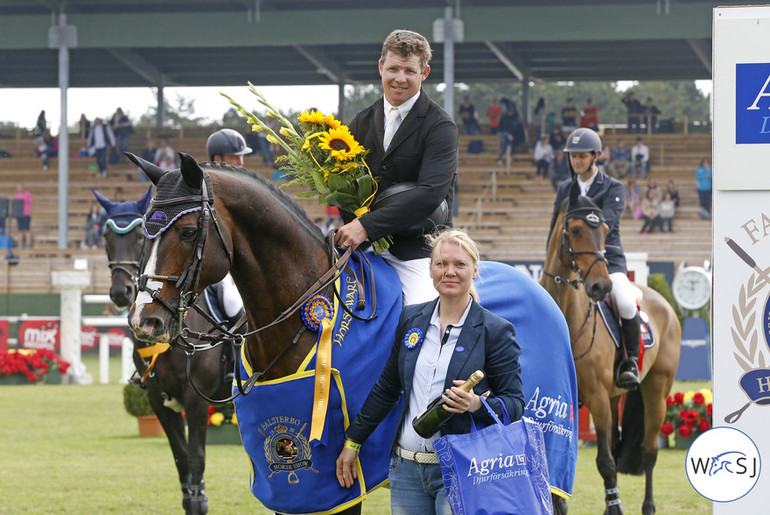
[731,273,769,372]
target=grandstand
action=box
[0,127,711,294]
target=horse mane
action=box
[200,161,325,244]
[549,198,570,237]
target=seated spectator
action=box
[659,192,675,232]
[625,177,642,220]
[37,129,58,170]
[486,98,502,135]
[597,145,611,169]
[550,149,569,192]
[630,137,650,179]
[83,201,105,249]
[533,136,554,181]
[580,97,599,130]
[548,126,565,152]
[606,139,630,178]
[561,98,578,133]
[139,139,156,181]
[639,187,662,234]
[666,180,680,207]
[155,137,176,171]
[459,95,480,135]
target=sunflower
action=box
[318,127,364,161]
[299,109,327,125]
[323,115,341,129]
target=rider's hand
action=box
[334,219,368,251]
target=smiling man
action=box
[335,29,459,306]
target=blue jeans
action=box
[389,455,452,515]
[497,131,513,160]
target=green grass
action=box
[0,364,712,513]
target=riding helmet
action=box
[563,128,602,154]
[206,129,252,161]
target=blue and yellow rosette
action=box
[302,294,333,332]
[404,328,424,350]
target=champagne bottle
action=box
[412,370,485,439]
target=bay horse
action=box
[95,187,242,515]
[541,189,681,515]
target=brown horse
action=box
[95,187,240,515]
[541,193,681,515]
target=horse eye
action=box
[180,227,198,241]
[570,227,581,237]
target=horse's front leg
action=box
[590,396,623,515]
[184,393,210,515]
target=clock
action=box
[672,266,712,311]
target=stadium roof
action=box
[0,0,724,89]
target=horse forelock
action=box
[200,161,325,245]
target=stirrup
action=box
[616,360,640,389]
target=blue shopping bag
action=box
[434,398,553,515]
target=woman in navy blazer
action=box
[336,229,524,514]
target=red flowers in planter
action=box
[0,349,70,383]
[661,388,712,439]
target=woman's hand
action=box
[441,379,482,414]
[335,446,359,488]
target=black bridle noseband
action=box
[104,213,147,290]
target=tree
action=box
[135,93,205,128]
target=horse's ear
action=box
[568,181,580,208]
[92,188,117,212]
[137,186,153,214]
[179,152,203,190]
[125,152,166,185]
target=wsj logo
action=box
[689,451,757,479]
[686,427,761,502]
[736,63,770,144]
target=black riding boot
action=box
[617,313,641,389]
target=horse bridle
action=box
[136,174,359,402]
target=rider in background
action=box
[554,128,641,389]
[334,29,458,306]
[206,128,252,167]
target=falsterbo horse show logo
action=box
[261,417,316,484]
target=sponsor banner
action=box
[15,319,130,353]
[0,319,8,352]
[714,6,770,512]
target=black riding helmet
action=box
[206,129,252,161]
[564,128,602,178]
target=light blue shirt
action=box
[383,91,421,133]
[398,298,473,452]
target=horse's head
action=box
[126,152,234,342]
[548,185,612,302]
[93,186,153,309]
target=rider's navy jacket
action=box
[554,169,627,274]
[345,298,524,447]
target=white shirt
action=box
[631,143,649,163]
[534,141,554,162]
[398,298,473,452]
[383,91,420,133]
[577,169,598,196]
[87,123,115,150]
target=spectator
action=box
[34,110,47,137]
[621,91,643,134]
[83,202,105,249]
[79,114,91,141]
[630,137,650,179]
[606,139,630,178]
[155,137,176,171]
[580,97,599,130]
[561,98,578,133]
[550,148,569,192]
[533,135,554,181]
[109,108,133,163]
[496,105,516,165]
[138,139,156,181]
[325,205,342,229]
[695,157,712,218]
[38,129,58,171]
[548,126,565,152]
[458,95,479,135]
[485,98,502,135]
[533,97,546,137]
[659,192,675,233]
[625,177,642,220]
[13,183,33,249]
[597,145,611,169]
[639,186,661,234]
[666,179,680,207]
[87,117,116,178]
[644,97,661,134]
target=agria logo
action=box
[686,427,760,502]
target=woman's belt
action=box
[395,446,439,464]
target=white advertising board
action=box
[713,6,770,512]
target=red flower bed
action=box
[0,349,70,383]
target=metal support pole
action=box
[338,81,346,122]
[156,86,165,128]
[57,13,70,250]
[443,6,455,118]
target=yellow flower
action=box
[299,109,327,125]
[266,134,280,144]
[251,124,263,132]
[279,127,293,137]
[683,391,695,402]
[318,127,364,161]
[323,115,341,129]
[231,412,238,426]
[210,412,225,427]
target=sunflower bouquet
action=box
[222,83,390,254]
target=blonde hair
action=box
[380,29,432,71]
[426,228,481,302]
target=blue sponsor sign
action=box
[736,63,770,144]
